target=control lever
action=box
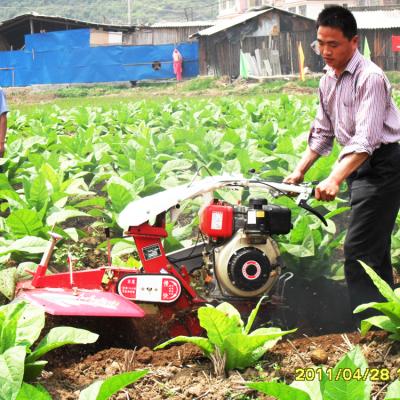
[295,185,327,226]
[297,199,328,226]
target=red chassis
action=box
[16,212,205,338]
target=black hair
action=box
[316,6,357,40]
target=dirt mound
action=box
[39,330,400,400]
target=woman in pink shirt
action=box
[173,48,183,81]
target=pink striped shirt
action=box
[308,49,400,160]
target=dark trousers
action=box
[344,143,400,317]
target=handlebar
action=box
[229,179,328,226]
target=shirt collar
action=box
[323,49,362,78]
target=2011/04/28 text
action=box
[295,367,396,382]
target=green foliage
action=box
[2,95,350,282]
[78,370,148,400]
[354,261,400,340]
[248,346,400,400]
[0,301,98,399]
[0,0,217,25]
[182,77,218,91]
[154,298,295,373]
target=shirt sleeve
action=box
[0,90,8,115]
[308,87,335,156]
[339,73,387,160]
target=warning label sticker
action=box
[211,211,223,230]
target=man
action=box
[284,6,400,319]
[0,87,8,158]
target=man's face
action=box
[317,26,358,74]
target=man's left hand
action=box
[315,177,340,201]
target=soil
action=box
[36,275,400,400]
[40,331,400,400]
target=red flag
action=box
[392,35,400,52]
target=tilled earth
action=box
[40,331,400,400]
[36,274,400,399]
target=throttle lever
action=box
[298,199,328,226]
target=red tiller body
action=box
[18,212,205,337]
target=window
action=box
[288,6,297,12]
[299,5,307,15]
[221,0,236,9]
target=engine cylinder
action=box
[213,229,280,297]
[228,247,271,291]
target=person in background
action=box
[172,48,183,81]
[284,6,400,323]
[0,87,8,158]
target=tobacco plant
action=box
[78,370,148,400]
[248,346,400,400]
[354,261,400,339]
[0,301,98,400]
[154,297,295,375]
[2,94,399,286]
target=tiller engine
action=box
[15,175,326,342]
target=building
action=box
[126,21,215,45]
[355,9,400,70]
[0,12,135,51]
[0,13,204,86]
[192,7,321,77]
[217,0,400,20]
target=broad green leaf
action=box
[248,382,311,400]
[359,261,400,304]
[41,163,61,192]
[107,183,133,213]
[244,296,266,334]
[16,383,52,400]
[27,175,48,211]
[359,316,397,336]
[224,331,289,370]
[6,210,44,237]
[159,159,192,175]
[0,302,26,353]
[64,227,79,242]
[75,198,106,208]
[0,346,26,400]
[26,327,99,363]
[23,361,48,382]
[291,371,323,400]
[16,262,39,280]
[385,379,400,400]
[198,307,243,351]
[355,301,400,327]
[79,370,148,400]
[0,236,49,255]
[111,240,135,257]
[11,301,45,348]
[154,336,214,357]
[46,208,89,226]
[216,302,243,323]
[322,346,370,400]
[79,380,103,400]
[0,267,17,300]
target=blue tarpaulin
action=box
[0,29,199,87]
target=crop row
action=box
[0,94,399,297]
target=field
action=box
[2,75,400,400]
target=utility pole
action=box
[127,0,132,25]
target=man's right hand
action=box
[283,170,304,184]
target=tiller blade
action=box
[17,288,146,318]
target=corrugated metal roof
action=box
[151,20,216,28]
[0,12,133,30]
[192,7,315,37]
[353,10,400,29]
[193,9,271,37]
